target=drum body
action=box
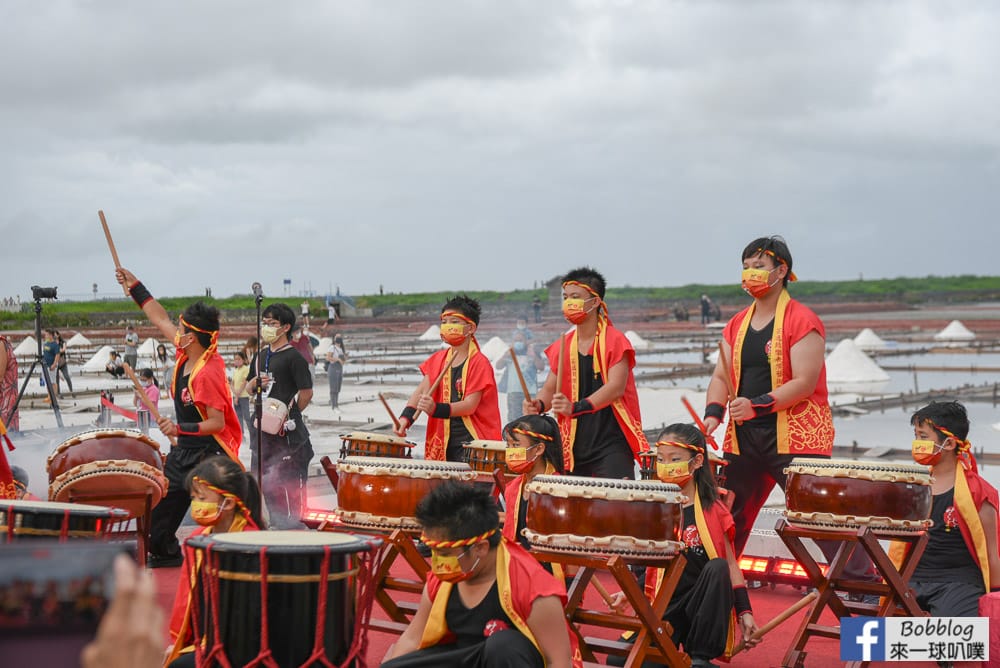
[186,530,375,668]
[47,428,167,517]
[335,457,476,532]
[463,440,512,477]
[784,458,933,533]
[0,499,128,541]
[339,431,414,459]
[524,475,685,556]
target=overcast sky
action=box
[1,1,998,301]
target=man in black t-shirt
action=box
[246,302,314,529]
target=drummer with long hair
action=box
[500,414,565,550]
[608,424,759,668]
[165,455,265,667]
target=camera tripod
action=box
[3,293,64,429]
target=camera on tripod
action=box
[31,285,58,300]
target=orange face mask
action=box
[562,298,590,324]
[656,459,693,487]
[506,445,540,474]
[741,267,779,298]
[440,323,467,346]
[911,439,944,466]
[430,548,478,583]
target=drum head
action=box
[0,499,126,518]
[464,440,507,451]
[339,431,414,447]
[190,530,373,554]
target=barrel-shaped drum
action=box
[524,475,685,556]
[186,530,377,667]
[339,431,414,460]
[47,428,167,517]
[335,457,476,532]
[784,458,933,534]
[0,499,129,542]
[463,440,513,477]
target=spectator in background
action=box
[105,351,125,379]
[700,294,713,326]
[290,321,316,371]
[494,328,545,421]
[325,334,346,410]
[230,351,251,437]
[42,329,60,390]
[155,343,174,393]
[532,295,543,323]
[324,300,337,336]
[300,299,310,327]
[123,325,139,370]
[53,330,75,398]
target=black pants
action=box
[608,558,734,666]
[572,443,636,479]
[53,364,73,395]
[911,580,984,617]
[724,422,877,582]
[381,628,543,668]
[150,445,222,558]
[252,412,313,529]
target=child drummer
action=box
[394,295,501,461]
[608,423,759,668]
[500,414,566,551]
[900,401,1000,616]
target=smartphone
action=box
[0,541,131,666]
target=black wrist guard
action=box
[177,422,200,436]
[749,393,776,418]
[570,399,595,418]
[704,401,726,422]
[400,406,417,424]
[432,402,451,419]
[733,585,752,616]
[129,281,153,308]
[534,398,547,413]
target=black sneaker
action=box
[147,553,183,569]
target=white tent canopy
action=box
[826,339,890,388]
[65,332,92,347]
[417,325,440,341]
[934,320,975,341]
[81,345,115,373]
[625,330,651,350]
[853,328,887,352]
[12,336,37,356]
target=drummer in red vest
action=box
[165,456,264,667]
[117,267,243,568]
[523,267,647,479]
[394,295,501,461]
[898,401,1000,616]
[500,414,566,550]
[382,480,581,668]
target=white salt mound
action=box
[12,336,37,356]
[479,336,510,365]
[313,337,333,357]
[81,345,115,372]
[625,330,651,350]
[825,339,890,383]
[137,337,159,358]
[66,332,91,347]
[417,325,440,341]
[934,320,975,341]
[853,328,886,351]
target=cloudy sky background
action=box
[1,1,998,301]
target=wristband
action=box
[400,406,417,425]
[570,399,595,418]
[177,422,201,436]
[432,402,451,419]
[704,402,726,422]
[748,393,776,418]
[128,281,153,308]
[733,585,752,616]
[534,398,547,413]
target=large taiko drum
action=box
[463,440,513,477]
[186,531,378,668]
[0,499,129,542]
[784,458,933,534]
[335,457,476,532]
[339,431,414,460]
[523,475,685,557]
[47,428,168,518]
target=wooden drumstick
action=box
[412,351,454,423]
[508,346,532,402]
[716,341,742,426]
[123,363,176,446]
[378,393,402,431]
[555,335,565,393]
[730,590,818,654]
[681,396,720,449]
[98,210,122,269]
[590,577,617,609]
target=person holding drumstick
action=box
[381,481,580,668]
[899,401,1000,617]
[394,295,501,462]
[116,267,243,569]
[165,455,265,667]
[608,424,759,668]
[523,267,647,479]
[500,414,566,550]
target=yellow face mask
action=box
[506,445,540,474]
[562,298,589,324]
[741,267,778,298]
[911,439,944,466]
[656,460,693,487]
[190,499,223,526]
[430,548,478,583]
[439,322,467,346]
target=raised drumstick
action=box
[716,341,742,425]
[378,393,402,431]
[412,351,454,423]
[509,346,532,402]
[730,590,818,654]
[123,363,176,446]
[555,335,565,393]
[681,396,720,449]
[98,210,122,269]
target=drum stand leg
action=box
[366,529,430,635]
[68,489,153,567]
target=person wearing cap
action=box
[524,266,647,479]
[381,481,580,668]
[116,267,242,568]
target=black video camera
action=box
[31,285,58,300]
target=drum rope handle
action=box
[244,547,279,668]
[341,542,382,667]
[60,508,70,541]
[198,544,237,668]
[303,545,337,668]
